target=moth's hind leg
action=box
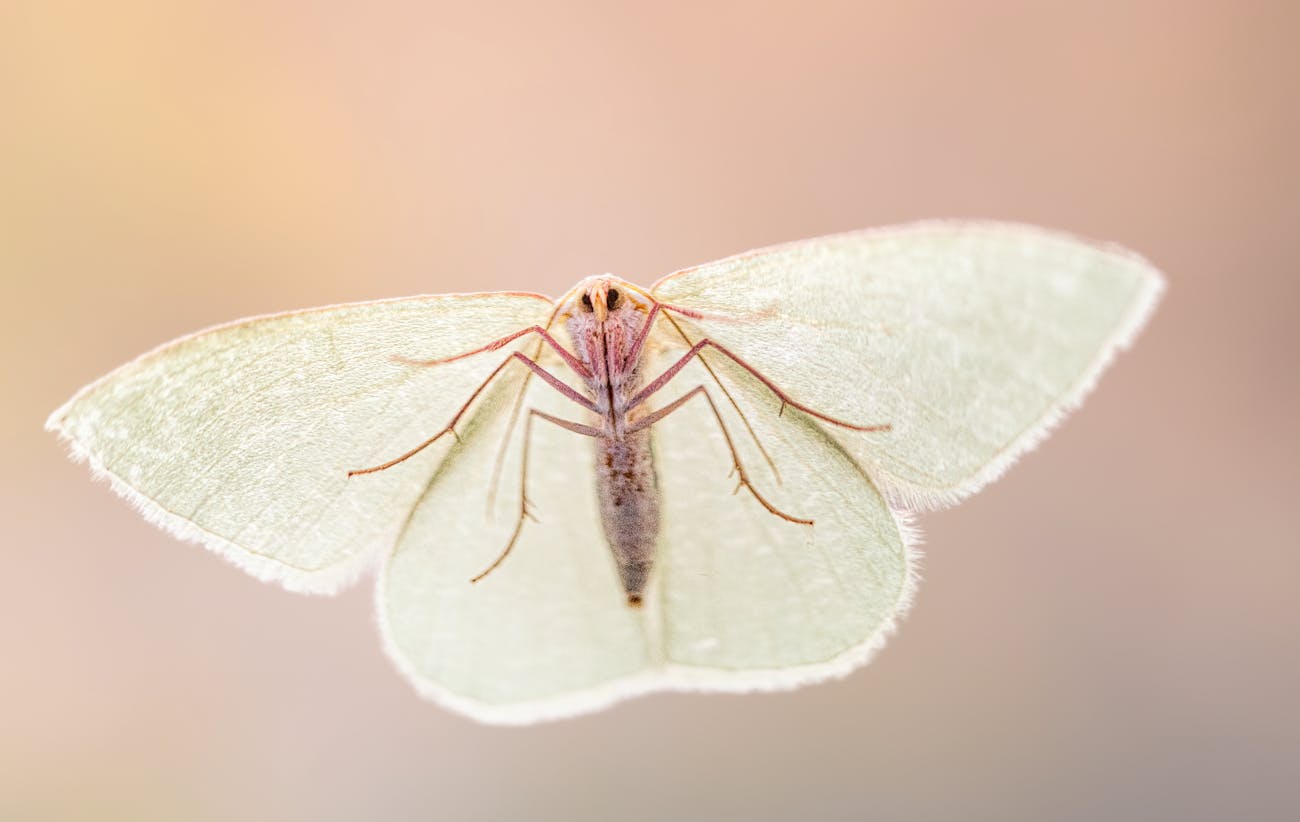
[628,385,813,526]
[470,409,601,584]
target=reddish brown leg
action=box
[621,300,784,484]
[349,351,596,477]
[390,323,594,506]
[395,324,591,379]
[508,352,599,412]
[620,302,661,371]
[349,355,512,476]
[628,337,891,434]
[655,308,784,484]
[629,385,813,526]
[470,409,601,584]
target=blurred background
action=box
[3,1,1297,820]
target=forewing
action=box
[650,354,915,685]
[47,292,553,593]
[652,222,1163,508]
[377,366,651,724]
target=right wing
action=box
[652,222,1163,509]
[47,292,554,594]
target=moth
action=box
[47,222,1163,723]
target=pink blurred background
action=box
[3,2,1297,820]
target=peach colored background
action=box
[3,2,1297,820]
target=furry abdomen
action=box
[594,429,660,604]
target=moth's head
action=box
[561,275,649,323]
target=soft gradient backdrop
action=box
[4,2,1296,820]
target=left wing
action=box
[47,292,554,593]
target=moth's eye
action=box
[606,288,621,311]
[580,293,593,312]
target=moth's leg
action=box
[471,409,601,583]
[645,305,784,485]
[621,302,661,371]
[628,337,891,434]
[628,386,812,526]
[349,352,596,476]
[388,322,593,481]
[395,325,592,379]
[482,344,605,513]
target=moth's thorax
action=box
[559,276,652,431]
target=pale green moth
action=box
[47,221,1163,724]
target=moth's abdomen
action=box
[594,430,660,605]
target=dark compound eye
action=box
[606,288,620,310]
[580,293,593,312]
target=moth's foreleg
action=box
[395,324,593,379]
[620,302,661,371]
[348,353,522,476]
